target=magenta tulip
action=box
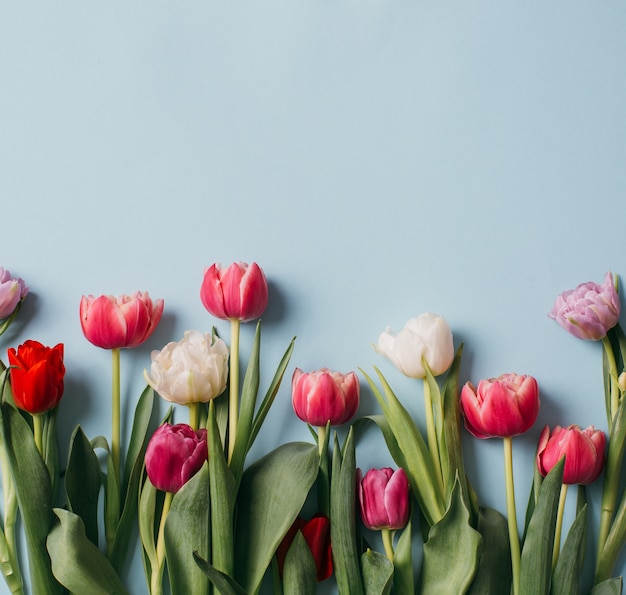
[0,267,28,319]
[200,262,268,322]
[357,467,410,531]
[460,373,540,439]
[537,424,606,485]
[145,423,208,493]
[80,291,164,349]
[291,368,360,427]
[549,272,620,341]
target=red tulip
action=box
[145,423,208,493]
[357,467,410,531]
[276,514,333,582]
[460,373,539,439]
[537,424,606,485]
[80,291,164,349]
[8,340,65,414]
[291,368,360,427]
[200,262,268,323]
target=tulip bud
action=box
[460,373,540,439]
[536,424,606,485]
[357,467,410,531]
[145,423,208,493]
[8,340,65,414]
[0,267,29,320]
[276,515,333,582]
[200,262,268,323]
[291,368,360,427]
[144,330,229,405]
[80,292,164,349]
[375,312,454,379]
[549,272,620,341]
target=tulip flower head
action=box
[357,467,410,531]
[145,423,208,493]
[80,291,164,349]
[537,424,606,485]
[200,262,268,323]
[549,272,620,341]
[291,368,360,427]
[8,340,65,414]
[460,373,540,439]
[276,515,333,582]
[0,267,29,320]
[144,330,229,405]
[375,312,455,379]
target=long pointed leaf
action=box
[361,549,393,595]
[193,552,249,595]
[283,531,317,595]
[551,504,587,595]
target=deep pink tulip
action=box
[291,368,360,427]
[80,291,164,349]
[537,424,606,485]
[460,373,539,439]
[357,467,410,531]
[145,423,208,493]
[200,262,268,323]
[549,272,620,341]
[0,267,28,319]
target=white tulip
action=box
[375,312,454,378]
[144,330,229,404]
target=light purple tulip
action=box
[0,267,28,319]
[549,272,620,341]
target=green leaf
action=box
[283,531,317,595]
[590,577,623,595]
[47,508,129,595]
[1,402,63,595]
[234,441,319,594]
[360,368,444,527]
[65,425,102,545]
[392,514,414,595]
[551,504,587,595]
[519,458,564,595]
[193,552,249,595]
[361,549,393,595]
[165,463,211,595]
[230,321,262,481]
[138,476,159,581]
[467,507,512,595]
[330,429,364,595]
[208,402,236,576]
[109,386,156,572]
[420,477,481,595]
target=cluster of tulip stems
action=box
[0,264,624,595]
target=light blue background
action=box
[1,2,626,593]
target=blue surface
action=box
[1,2,625,592]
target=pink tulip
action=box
[0,267,28,319]
[80,291,164,349]
[460,373,539,439]
[200,262,268,323]
[357,467,410,531]
[145,423,208,493]
[549,272,620,341]
[291,368,360,427]
[537,424,606,485]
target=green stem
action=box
[227,319,240,464]
[381,528,395,563]
[151,491,173,595]
[32,414,44,457]
[423,379,444,498]
[503,437,521,595]
[552,483,569,572]
[317,425,327,457]
[602,336,620,424]
[111,347,121,483]
[188,402,199,431]
[0,441,22,592]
